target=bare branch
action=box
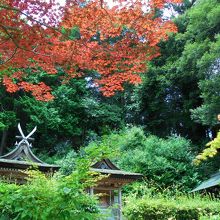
[0,46,18,64]
[0,4,62,33]
[0,24,20,48]
[0,24,51,60]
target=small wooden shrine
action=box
[0,124,142,220]
[0,124,59,182]
[90,159,142,220]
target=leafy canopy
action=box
[194,131,220,165]
[0,0,181,100]
[89,126,200,190]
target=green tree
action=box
[91,127,200,190]
[179,0,220,133]
[191,74,220,130]
[0,71,125,154]
[129,0,220,144]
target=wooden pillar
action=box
[0,130,8,155]
[118,188,122,220]
[90,187,94,196]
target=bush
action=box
[0,170,100,220]
[0,146,109,220]
[90,126,200,191]
[0,142,116,220]
[124,194,220,220]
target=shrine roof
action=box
[0,124,143,181]
[91,159,142,180]
[191,171,220,192]
[0,124,59,172]
[91,168,142,179]
[0,158,59,170]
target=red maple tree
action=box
[0,0,181,101]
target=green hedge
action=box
[124,195,220,220]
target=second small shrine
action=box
[90,159,142,219]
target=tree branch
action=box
[0,4,62,33]
[0,46,18,65]
[0,24,20,48]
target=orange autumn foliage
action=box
[0,0,181,100]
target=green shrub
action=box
[0,141,117,220]
[124,194,220,220]
[90,126,200,191]
[0,144,114,220]
[0,170,100,220]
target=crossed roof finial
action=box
[15,123,37,148]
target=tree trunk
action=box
[0,130,8,156]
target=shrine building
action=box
[0,124,142,220]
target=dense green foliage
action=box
[125,0,220,143]
[0,0,220,219]
[0,171,99,220]
[90,127,201,190]
[187,0,220,132]
[1,0,220,157]
[0,142,116,220]
[0,76,124,153]
[191,75,220,129]
[124,193,220,220]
